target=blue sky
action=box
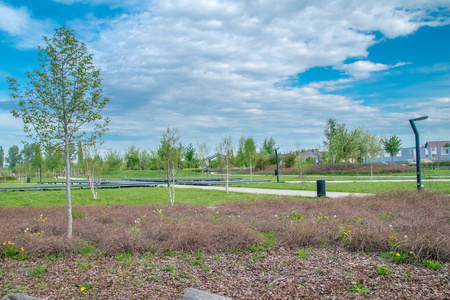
[0,0,449,155]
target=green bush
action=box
[181,168,206,172]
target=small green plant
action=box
[422,259,442,270]
[347,281,369,296]
[76,262,92,270]
[80,282,95,290]
[252,254,264,260]
[76,242,99,255]
[115,252,132,261]
[189,260,203,265]
[402,271,413,279]
[295,247,312,259]
[319,237,332,248]
[45,253,63,262]
[203,265,211,272]
[288,211,304,221]
[4,247,19,258]
[28,266,48,278]
[72,210,85,219]
[263,231,279,248]
[161,264,176,272]
[379,211,394,222]
[391,250,409,264]
[129,226,141,234]
[247,244,266,252]
[193,250,203,258]
[115,252,134,268]
[373,265,391,276]
[165,249,175,256]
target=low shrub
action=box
[0,191,449,261]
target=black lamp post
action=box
[409,116,428,190]
[275,147,280,183]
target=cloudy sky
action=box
[0,0,449,154]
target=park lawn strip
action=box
[0,186,280,207]
[232,181,450,194]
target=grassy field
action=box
[1,168,449,206]
[0,186,292,208]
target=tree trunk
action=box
[225,154,229,193]
[65,129,73,239]
[370,162,373,183]
[250,158,252,181]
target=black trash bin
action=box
[27,177,31,183]
[316,179,326,197]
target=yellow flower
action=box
[11,243,15,245]
[390,251,393,254]
[409,251,413,254]
[353,281,357,285]
[80,287,85,291]
[21,247,24,251]
[8,241,11,245]
[396,253,400,256]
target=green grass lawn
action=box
[0,185,287,207]
[233,180,450,193]
[1,168,449,207]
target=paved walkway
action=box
[174,185,372,198]
[287,179,450,183]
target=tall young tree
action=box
[6,145,22,169]
[383,135,402,164]
[197,142,209,167]
[367,133,382,182]
[8,26,109,239]
[323,118,358,166]
[216,135,234,193]
[184,143,196,170]
[31,143,44,172]
[0,146,4,169]
[261,137,276,154]
[159,126,181,205]
[125,145,140,170]
[105,150,123,171]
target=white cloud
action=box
[0,2,55,49]
[2,0,449,150]
[80,0,449,149]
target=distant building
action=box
[374,141,450,164]
[300,149,322,164]
[425,141,450,162]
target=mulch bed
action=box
[1,247,449,299]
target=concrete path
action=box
[174,185,372,198]
[286,179,450,183]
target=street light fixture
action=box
[409,116,428,190]
[275,147,280,183]
[38,161,44,183]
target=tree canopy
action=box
[383,135,402,164]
